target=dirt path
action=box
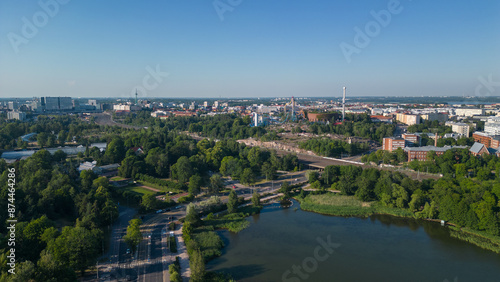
[137,184,162,193]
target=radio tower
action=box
[342,87,346,122]
[135,89,138,105]
[291,96,296,122]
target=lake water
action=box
[206,201,500,282]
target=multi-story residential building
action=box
[7,101,18,110]
[454,108,484,117]
[383,137,405,152]
[405,145,467,161]
[420,113,448,122]
[473,132,492,147]
[402,133,420,147]
[484,117,500,136]
[7,111,26,121]
[396,113,420,125]
[449,122,471,137]
[491,137,500,149]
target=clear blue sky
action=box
[1,0,499,98]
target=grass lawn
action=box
[115,185,156,196]
[136,180,182,193]
[110,176,126,181]
[306,194,365,207]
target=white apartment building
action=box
[485,117,500,136]
[454,108,484,117]
[451,123,470,137]
[7,111,26,121]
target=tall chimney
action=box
[342,87,346,122]
[434,133,438,147]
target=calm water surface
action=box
[206,201,500,282]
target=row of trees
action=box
[307,114,395,142]
[310,164,500,236]
[299,138,370,158]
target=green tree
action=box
[123,219,142,253]
[261,162,276,180]
[185,203,200,226]
[190,249,205,282]
[252,190,261,207]
[209,174,224,194]
[240,168,256,185]
[188,174,203,196]
[58,130,67,146]
[37,132,49,148]
[172,156,192,183]
[36,250,76,282]
[47,226,102,275]
[227,189,238,213]
[103,137,126,164]
[141,194,160,212]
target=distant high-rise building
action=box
[58,97,73,110]
[7,111,26,121]
[44,97,59,110]
[8,101,19,110]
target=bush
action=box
[178,194,195,204]
[169,236,178,253]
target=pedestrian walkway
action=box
[176,226,191,282]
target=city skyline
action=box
[1,0,499,98]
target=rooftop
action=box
[404,145,467,152]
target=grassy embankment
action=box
[298,193,412,217]
[297,193,500,253]
[190,206,261,262]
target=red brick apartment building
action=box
[473,132,492,147]
[473,132,500,149]
[383,137,405,152]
